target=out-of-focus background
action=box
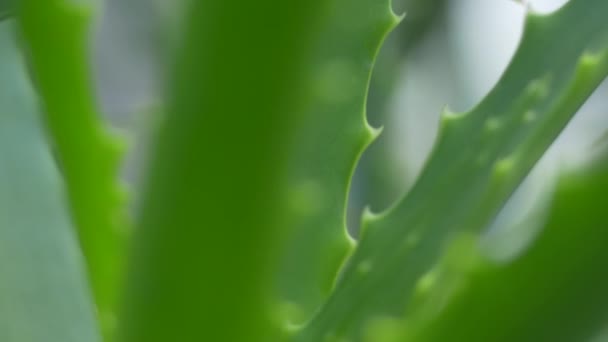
[93,0,607,255]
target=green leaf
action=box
[276,0,401,325]
[0,20,99,342]
[394,152,608,342]
[18,0,127,335]
[117,1,333,341]
[298,0,608,339]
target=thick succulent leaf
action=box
[0,20,99,342]
[297,0,608,339]
[360,0,447,214]
[117,1,332,341]
[277,0,401,324]
[18,0,127,334]
[388,151,608,342]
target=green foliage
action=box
[0,20,99,342]
[276,0,400,324]
[400,152,608,341]
[19,0,127,336]
[0,0,606,341]
[297,0,608,339]
[116,1,331,341]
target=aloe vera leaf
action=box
[276,0,401,324]
[297,0,608,339]
[394,152,608,342]
[0,20,99,342]
[18,0,127,334]
[360,0,447,214]
[117,1,331,341]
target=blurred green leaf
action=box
[18,0,127,335]
[398,153,608,342]
[0,20,100,342]
[118,1,333,341]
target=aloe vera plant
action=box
[0,0,607,341]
